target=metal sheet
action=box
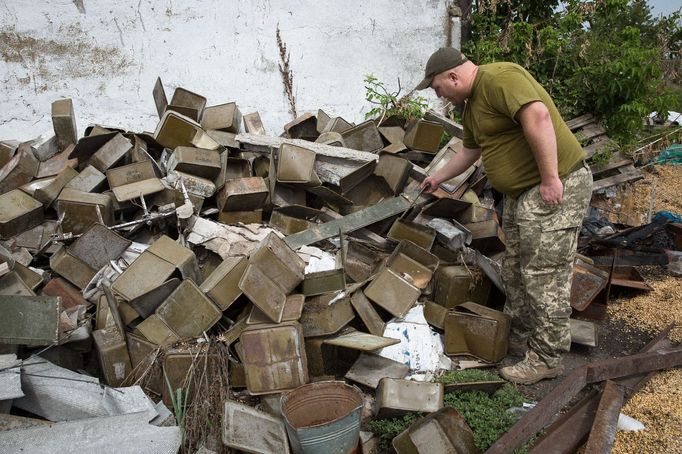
[323,330,399,351]
[344,352,409,389]
[0,295,60,346]
[300,293,355,337]
[350,290,385,337]
[571,259,610,311]
[0,354,23,400]
[222,400,290,454]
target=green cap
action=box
[415,47,468,90]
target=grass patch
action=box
[436,368,502,384]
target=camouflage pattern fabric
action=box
[501,164,593,368]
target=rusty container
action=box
[216,176,269,212]
[89,133,132,172]
[200,256,247,311]
[112,250,177,302]
[434,265,492,308]
[387,218,437,250]
[403,120,444,153]
[154,110,220,151]
[444,302,510,362]
[156,279,222,339]
[375,378,444,418]
[65,165,106,193]
[300,293,355,337]
[218,210,263,225]
[277,144,319,185]
[239,263,287,323]
[169,87,207,121]
[462,219,506,256]
[281,381,364,454]
[345,352,409,389]
[0,190,44,240]
[251,232,305,293]
[364,269,421,319]
[222,400,290,454]
[93,326,132,387]
[51,98,78,150]
[162,344,213,406]
[135,313,180,347]
[33,167,78,206]
[302,269,346,297]
[56,188,114,234]
[202,102,241,133]
[0,295,60,346]
[374,153,411,194]
[239,321,308,395]
[247,293,305,325]
[129,278,180,319]
[284,113,318,140]
[49,244,97,289]
[167,146,221,180]
[341,120,384,152]
[243,111,266,135]
[392,407,478,454]
[126,332,163,394]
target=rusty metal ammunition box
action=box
[167,146,221,180]
[444,302,510,362]
[69,222,131,272]
[315,131,345,146]
[93,327,132,387]
[222,400,290,453]
[65,165,106,193]
[343,175,393,208]
[170,170,216,198]
[344,241,384,283]
[129,278,180,318]
[250,232,305,293]
[243,112,266,135]
[13,263,43,291]
[51,99,78,151]
[56,188,114,234]
[218,210,263,225]
[364,269,421,319]
[112,250,177,301]
[154,110,220,151]
[277,143,319,185]
[387,218,437,250]
[378,126,406,145]
[247,293,304,325]
[0,145,39,194]
[169,87,207,122]
[147,234,202,283]
[126,332,163,394]
[387,240,439,289]
[0,190,44,240]
[201,102,241,133]
[0,295,60,346]
[118,301,140,326]
[300,292,355,337]
[89,133,132,172]
[350,290,385,337]
[34,167,78,206]
[462,219,506,256]
[375,378,444,418]
[340,120,384,152]
[403,120,444,153]
[374,153,411,194]
[239,321,308,395]
[392,407,478,454]
[136,313,180,346]
[19,176,56,197]
[239,263,287,323]
[156,279,222,339]
[106,159,158,186]
[302,269,346,296]
[434,265,492,308]
[49,244,97,289]
[345,352,409,389]
[36,145,78,179]
[284,112,318,140]
[423,301,448,330]
[224,157,251,181]
[162,344,213,406]
[112,177,165,202]
[42,277,89,310]
[200,256,247,311]
[216,177,269,212]
[322,116,353,134]
[0,271,35,296]
[269,210,313,235]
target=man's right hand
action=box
[421,176,439,193]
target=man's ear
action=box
[447,70,458,82]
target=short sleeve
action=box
[487,69,543,121]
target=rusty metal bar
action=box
[530,326,674,454]
[485,367,588,454]
[583,380,625,454]
[586,347,682,383]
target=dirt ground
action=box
[495,163,682,453]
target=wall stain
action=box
[0,26,133,90]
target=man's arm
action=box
[516,101,563,204]
[421,146,481,193]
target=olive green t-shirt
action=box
[462,62,585,198]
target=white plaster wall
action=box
[0,0,452,142]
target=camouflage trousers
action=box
[502,164,593,367]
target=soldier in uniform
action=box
[417,47,593,384]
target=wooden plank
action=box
[579,123,607,142]
[590,156,633,177]
[566,114,595,130]
[592,167,643,192]
[584,137,615,159]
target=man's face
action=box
[430,69,466,105]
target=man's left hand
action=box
[540,177,563,205]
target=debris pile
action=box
[0,80,680,453]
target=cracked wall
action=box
[0,0,449,141]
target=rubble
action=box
[0,82,679,454]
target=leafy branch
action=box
[364,74,429,123]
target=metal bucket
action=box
[281,381,364,454]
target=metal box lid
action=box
[69,223,131,272]
[0,189,44,240]
[222,400,290,453]
[156,279,222,339]
[375,378,444,417]
[239,321,308,395]
[345,352,409,389]
[65,165,106,193]
[0,295,60,346]
[300,292,355,337]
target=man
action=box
[417,47,593,385]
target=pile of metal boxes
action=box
[0,81,515,453]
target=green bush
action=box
[463,0,681,144]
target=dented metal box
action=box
[375,378,444,418]
[155,279,222,339]
[154,110,220,151]
[374,153,411,194]
[51,99,78,151]
[93,327,132,387]
[167,147,222,180]
[218,210,263,225]
[0,295,61,346]
[106,160,164,202]
[239,263,287,323]
[444,302,511,362]
[169,87,207,122]
[202,102,242,133]
[238,321,308,395]
[284,112,318,140]
[136,313,180,346]
[250,232,305,294]
[392,407,478,454]
[65,165,106,193]
[49,244,97,289]
[200,256,247,311]
[434,265,492,308]
[277,143,319,185]
[56,188,114,234]
[300,292,355,337]
[387,218,437,250]
[341,120,383,152]
[89,133,132,172]
[0,190,44,240]
[217,177,269,212]
[403,120,444,153]
[33,167,78,206]
[112,250,177,302]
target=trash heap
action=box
[1,80,681,454]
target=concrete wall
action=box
[0,0,455,142]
